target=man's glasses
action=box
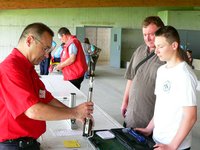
[33,36,53,53]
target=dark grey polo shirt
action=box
[124,44,165,128]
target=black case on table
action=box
[88,128,155,150]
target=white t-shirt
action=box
[153,61,197,149]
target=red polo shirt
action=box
[0,48,54,142]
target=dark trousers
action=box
[53,57,60,63]
[183,148,190,150]
[40,58,50,75]
[69,76,84,89]
[123,121,127,128]
[91,55,99,71]
[0,139,40,150]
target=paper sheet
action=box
[63,140,80,148]
[50,128,82,137]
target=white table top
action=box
[39,75,122,150]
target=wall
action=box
[1,8,200,63]
[158,10,200,58]
[168,11,200,30]
[85,27,111,62]
[0,7,159,62]
[158,10,200,30]
[121,29,143,67]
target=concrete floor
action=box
[80,64,126,125]
[80,64,200,150]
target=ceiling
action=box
[0,0,199,10]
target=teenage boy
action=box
[135,26,197,150]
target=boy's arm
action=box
[135,117,154,136]
[170,106,197,149]
[155,106,197,150]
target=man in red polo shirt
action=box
[0,23,93,150]
[56,27,87,89]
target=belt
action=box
[2,137,39,148]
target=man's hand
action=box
[121,105,127,118]
[55,63,62,70]
[134,127,152,137]
[73,102,94,123]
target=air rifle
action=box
[83,60,94,137]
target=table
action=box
[39,75,122,150]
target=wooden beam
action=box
[0,0,199,10]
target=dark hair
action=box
[61,43,65,46]
[19,22,54,40]
[186,50,192,54]
[84,38,90,44]
[142,16,164,28]
[155,25,180,46]
[155,25,192,65]
[58,27,71,36]
[61,42,65,48]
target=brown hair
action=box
[58,27,71,36]
[84,38,90,44]
[142,16,164,28]
[155,25,192,66]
